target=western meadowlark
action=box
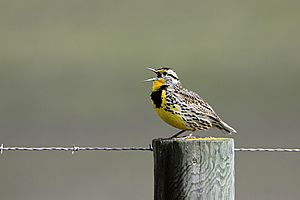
[145,67,237,138]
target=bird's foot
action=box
[180,133,195,139]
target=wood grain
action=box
[153,138,234,200]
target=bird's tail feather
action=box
[216,121,237,135]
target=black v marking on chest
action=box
[151,85,168,108]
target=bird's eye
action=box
[163,72,167,76]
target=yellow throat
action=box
[152,78,165,91]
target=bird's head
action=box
[145,67,180,91]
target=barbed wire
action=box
[1,144,300,154]
[234,148,300,152]
[0,144,152,154]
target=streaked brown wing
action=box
[175,88,220,119]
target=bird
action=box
[145,67,237,138]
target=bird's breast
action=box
[151,89,188,130]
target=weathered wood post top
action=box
[153,137,234,200]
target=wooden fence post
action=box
[153,137,234,200]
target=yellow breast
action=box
[151,90,188,130]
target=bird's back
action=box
[166,84,236,134]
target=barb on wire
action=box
[0,144,300,153]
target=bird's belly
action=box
[154,107,188,130]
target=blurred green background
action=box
[1,0,300,199]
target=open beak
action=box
[146,67,158,73]
[144,67,159,82]
[144,77,159,82]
